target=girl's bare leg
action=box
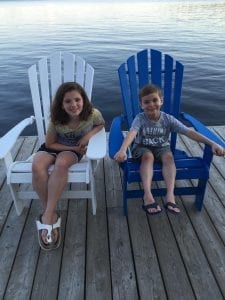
[41,151,78,225]
[140,152,161,213]
[32,152,56,209]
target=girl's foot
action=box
[36,213,61,251]
[41,212,60,244]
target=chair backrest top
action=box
[118,49,184,126]
[118,48,184,152]
[28,52,94,145]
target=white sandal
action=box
[36,214,61,251]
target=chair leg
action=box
[123,173,128,216]
[9,183,24,216]
[90,162,97,215]
[195,179,207,211]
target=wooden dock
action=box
[0,126,225,300]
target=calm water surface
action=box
[0,0,225,135]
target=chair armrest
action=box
[180,112,225,148]
[108,116,125,159]
[0,116,35,159]
[86,127,107,160]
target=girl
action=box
[32,82,105,250]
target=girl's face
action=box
[140,92,163,120]
[62,90,84,118]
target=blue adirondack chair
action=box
[109,49,225,215]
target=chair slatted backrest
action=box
[118,49,184,153]
[28,52,94,145]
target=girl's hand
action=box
[212,143,225,156]
[72,144,86,155]
[75,144,87,155]
[78,136,89,148]
[114,150,127,162]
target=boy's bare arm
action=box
[114,130,137,162]
[186,128,225,156]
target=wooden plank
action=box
[31,206,68,300]
[58,193,87,300]
[181,195,225,298]
[3,134,49,300]
[91,158,106,209]
[163,194,223,299]
[179,129,225,205]
[147,197,195,300]
[86,211,112,298]
[128,204,167,299]
[177,134,225,242]
[3,200,41,300]
[175,135,225,297]
[0,137,37,298]
[0,206,30,299]
[107,207,139,299]
[104,155,123,208]
[85,159,112,299]
[0,129,225,298]
[210,126,225,179]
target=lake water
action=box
[0,0,225,135]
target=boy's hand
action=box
[212,143,225,156]
[114,150,127,162]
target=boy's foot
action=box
[143,195,162,214]
[142,201,162,215]
[164,201,180,214]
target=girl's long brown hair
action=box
[51,82,93,125]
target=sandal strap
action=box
[36,221,53,243]
[36,216,61,243]
[52,216,61,229]
[143,202,158,209]
[165,202,178,208]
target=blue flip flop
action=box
[142,202,162,215]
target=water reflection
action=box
[0,1,225,135]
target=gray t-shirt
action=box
[130,111,189,147]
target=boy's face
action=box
[140,92,163,119]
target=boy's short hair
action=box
[139,83,163,100]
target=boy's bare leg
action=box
[161,152,180,213]
[140,152,161,213]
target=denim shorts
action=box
[132,144,171,162]
[37,143,83,162]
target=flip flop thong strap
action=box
[143,202,158,209]
[166,202,178,208]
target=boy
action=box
[114,84,225,214]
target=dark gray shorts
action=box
[132,144,171,162]
[37,143,83,162]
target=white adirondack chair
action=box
[0,52,106,216]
